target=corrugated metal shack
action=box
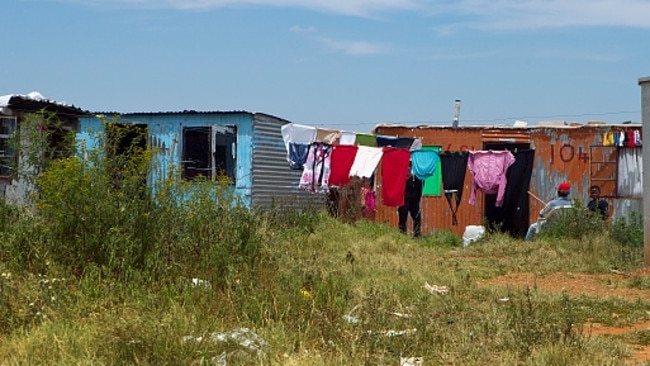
[78,111,321,209]
[0,93,91,205]
[373,122,642,238]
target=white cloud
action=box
[528,46,625,62]
[290,24,389,56]
[62,0,650,29]
[447,0,650,30]
[318,37,390,55]
[290,25,318,33]
[68,0,423,16]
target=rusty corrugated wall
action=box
[373,124,642,237]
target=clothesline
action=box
[281,122,519,221]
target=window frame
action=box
[181,125,237,184]
[0,116,17,178]
[589,144,642,199]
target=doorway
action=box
[482,142,534,239]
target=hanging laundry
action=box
[339,131,356,145]
[315,128,341,144]
[355,133,376,146]
[634,130,642,146]
[349,146,383,178]
[376,135,415,149]
[381,147,411,207]
[281,123,316,169]
[410,149,440,180]
[361,181,377,219]
[299,143,332,193]
[603,131,614,146]
[288,143,310,170]
[410,138,423,151]
[329,144,358,187]
[608,131,615,145]
[467,150,515,207]
[627,130,636,148]
[439,151,469,226]
[618,131,626,147]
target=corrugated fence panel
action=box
[374,124,643,236]
[374,126,486,236]
[251,114,325,210]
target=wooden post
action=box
[638,76,650,267]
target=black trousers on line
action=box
[398,198,421,237]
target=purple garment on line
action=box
[467,150,515,207]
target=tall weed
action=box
[538,204,605,240]
[610,211,643,248]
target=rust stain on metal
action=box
[373,124,641,237]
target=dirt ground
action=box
[479,269,650,364]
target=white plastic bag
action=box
[462,225,485,247]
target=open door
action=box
[482,142,534,238]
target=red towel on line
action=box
[381,147,411,207]
[328,144,358,186]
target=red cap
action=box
[558,182,571,192]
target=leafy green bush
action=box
[610,211,643,248]
[537,204,605,240]
[1,116,264,290]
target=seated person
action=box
[525,182,573,241]
[587,185,609,220]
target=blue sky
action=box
[3,0,649,132]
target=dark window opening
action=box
[0,117,16,177]
[105,123,148,188]
[106,123,148,158]
[48,123,77,162]
[182,126,237,184]
[182,127,211,180]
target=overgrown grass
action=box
[0,193,646,365]
[0,120,647,364]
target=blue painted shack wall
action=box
[78,112,256,207]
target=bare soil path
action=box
[479,269,650,364]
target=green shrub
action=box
[3,116,267,288]
[538,205,605,240]
[610,211,643,248]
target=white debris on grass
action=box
[400,356,423,366]
[342,314,359,324]
[191,278,212,290]
[424,281,449,295]
[389,312,411,318]
[462,225,485,247]
[183,327,269,365]
[367,328,417,337]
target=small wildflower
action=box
[300,289,311,299]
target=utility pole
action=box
[638,76,650,267]
[452,99,461,129]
